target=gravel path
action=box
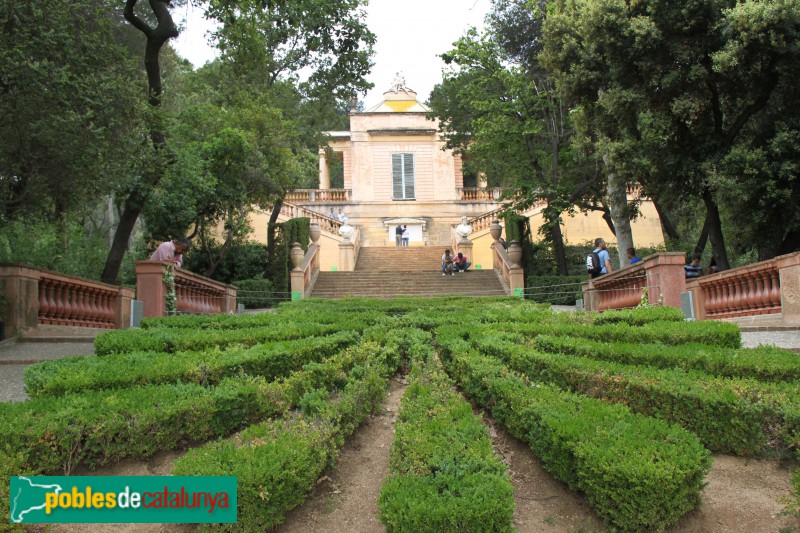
[0,341,94,402]
[740,330,800,349]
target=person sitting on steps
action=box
[441,249,455,276]
[454,252,471,273]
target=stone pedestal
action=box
[777,257,800,325]
[641,252,687,309]
[135,261,169,318]
[457,238,473,261]
[291,270,305,301]
[114,288,135,329]
[339,240,355,272]
[0,265,40,338]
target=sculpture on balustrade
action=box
[455,216,473,241]
[339,218,355,242]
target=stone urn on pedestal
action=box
[309,221,321,244]
[290,242,304,270]
[507,241,523,266]
[489,219,503,242]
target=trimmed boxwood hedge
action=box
[533,334,800,382]
[173,348,396,530]
[378,346,514,532]
[476,333,800,456]
[0,337,390,474]
[25,332,358,397]
[435,327,711,532]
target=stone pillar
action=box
[641,252,687,309]
[319,151,330,189]
[114,287,135,329]
[135,261,168,318]
[776,253,800,325]
[581,280,597,312]
[457,237,473,267]
[0,265,41,338]
[339,240,355,272]
[509,265,525,298]
[221,285,238,313]
[685,279,705,320]
[290,270,305,301]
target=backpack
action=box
[586,251,602,275]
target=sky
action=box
[171,0,492,107]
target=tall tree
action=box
[0,0,146,222]
[542,0,800,268]
[430,26,600,274]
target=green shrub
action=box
[1,338,390,474]
[94,321,352,355]
[787,468,800,517]
[479,334,799,456]
[525,275,584,305]
[593,306,686,325]
[533,335,800,382]
[233,278,276,309]
[435,327,711,532]
[173,360,390,531]
[25,332,358,397]
[469,319,741,348]
[378,356,514,532]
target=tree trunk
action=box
[701,188,730,270]
[652,197,680,241]
[101,0,178,284]
[694,215,709,257]
[550,222,569,276]
[604,156,634,267]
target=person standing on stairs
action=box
[395,224,403,247]
[402,225,410,246]
[442,249,455,275]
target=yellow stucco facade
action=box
[248,79,665,272]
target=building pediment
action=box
[384,218,427,229]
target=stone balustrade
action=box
[285,189,352,203]
[0,264,134,338]
[469,207,507,233]
[135,262,237,318]
[582,253,686,312]
[457,187,506,201]
[290,243,321,300]
[280,202,343,234]
[687,252,800,323]
[491,242,524,297]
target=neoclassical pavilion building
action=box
[250,78,664,271]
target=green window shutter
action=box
[403,153,415,199]
[392,154,403,199]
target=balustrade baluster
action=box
[74,288,87,325]
[704,281,717,316]
[728,276,742,316]
[45,281,57,320]
[768,270,781,309]
[743,274,757,314]
[757,271,771,311]
[62,284,74,325]
[86,287,99,325]
[38,280,50,321]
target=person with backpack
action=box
[442,249,455,276]
[587,238,612,279]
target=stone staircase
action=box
[310,247,507,299]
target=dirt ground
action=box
[277,376,406,533]
[485,417,799,533]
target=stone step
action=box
[310,269,505,299]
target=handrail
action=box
[0,263,135,335]
[135,261,237,318]
[686,254,797,319]
[589,262,648,311]
[286,189,352,203]
[291,243,321,299]
[280,202,343,234]
[457,187,507,201]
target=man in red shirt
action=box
[454,252,471,273]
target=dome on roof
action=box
[364,73,431,113]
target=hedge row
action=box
[173,350,396,530]
[25,332,358,397]
[534,334,800,382]
[591,306,686,325]
[477,334,800,456]
[469,319,741,348]
[0,338,389,474]
[139,309,384,330]
[435,327,711,532]
[94,320,364,355]
[378,349,514,532]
